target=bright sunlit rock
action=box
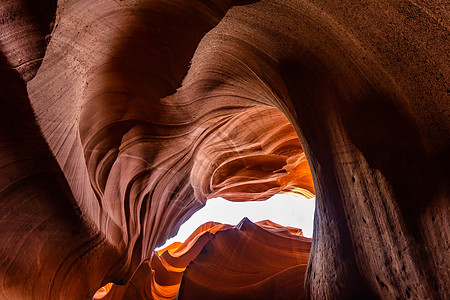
[156,194,315,250]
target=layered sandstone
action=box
[0,0,448,299]
[93,219,311,300]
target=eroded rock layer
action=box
[179,218,311,300]
[93,221,234,300]
[0,0,56,81]
[0,0,448,299]
[93,219,311,300]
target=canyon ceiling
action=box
[0,0,448,299]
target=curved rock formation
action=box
[0,0,56,81]
[93,219,311,300]
[93,221,233,300]
[0,0,448,299]
[179,218,311,300]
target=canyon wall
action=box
[93,219,311,300]
[0,0,448,299]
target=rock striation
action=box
[0,0,448,299]
[93,219,311,300]
[179,218,311,300]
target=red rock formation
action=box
[179,218,311,300]
[0,0,448,299]
[0,0,56,81]
[93,221,233,300]
[93,219,311,300]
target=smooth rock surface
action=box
[93,219,311,300]
[0,0,448,299]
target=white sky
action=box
[156,194,315,250]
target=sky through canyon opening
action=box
[155,194,316,250]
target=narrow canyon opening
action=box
[2,1,446,299]
[93,199,316,299]
[76,3,322,297]
[92,104,317,299]
[155,195,316,250]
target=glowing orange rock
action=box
[0,0,447,298]
[94,219,311,299]
[179,218,311,300]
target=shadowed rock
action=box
[0,0,448,299]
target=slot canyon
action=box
[0,0,448,299]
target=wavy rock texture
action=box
[93,221,233,300]
[0,0,56,81]
[93,219,311,300]
[0,0,448,299]
[179,218,311,300]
